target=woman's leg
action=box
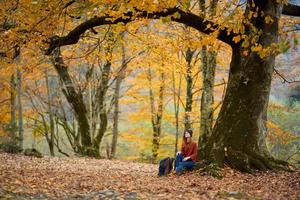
[176,161,195,173]
[175,153,183,170]
[181,161,195,170]
[176,163,183,173]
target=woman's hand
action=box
[183,156,190,161]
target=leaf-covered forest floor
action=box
[0,153,299,200]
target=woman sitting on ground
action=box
[175,129,197,173]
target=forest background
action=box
[0,0,299,168]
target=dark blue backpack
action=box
[158,157,174,176]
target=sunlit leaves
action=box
[267,121,297,145]
[232,35,241,43]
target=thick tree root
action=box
[24,148,43,158]
[225,148,292,173]
[78,147,101,158]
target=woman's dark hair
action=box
[184,129,193,137]
[182,129,193,148]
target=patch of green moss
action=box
[0,141,22,154]
[199,163,223,179]
[24,148,42,158]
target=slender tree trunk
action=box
[88,81,93,140]
[32,120,37,149]
[198,0,218,160]
[148,68,165,162]
[45,69,55,156]
[53,117,70,157]
[56,98,79,153]
[172,69,182,156]
[110,67,122,159]
[198,48,216,159]
[90,71,97,142]
[10,74,17,142]
[11,45,21,146]
[206,1,288,172]
[155,72,164,159]
[93,61,111,155]
[184,48,195,130]
[16,69,23,150]
[50,48,92,153]
[110,35,127,159]
[93,33,116,155]
[148,68,156,160]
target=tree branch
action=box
[282,3,300,16]
[0,98,10,104]
[63,0,76,9]
[274,68,300,84]
[45,7,235,55]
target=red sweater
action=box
[182,141,197,162]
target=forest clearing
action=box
[1,0,300,199]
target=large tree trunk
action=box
[205,0,288,172]
[50,48,92,153]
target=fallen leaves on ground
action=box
[0,153,299,199]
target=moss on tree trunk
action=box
[205,0,289,172]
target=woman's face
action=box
[184,132,191,143]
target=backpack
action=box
[158,157,174,176]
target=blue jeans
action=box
[175,153,195,173]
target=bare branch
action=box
[192,81,226,95]
[274,68,300,84]
[0,98,10,104]
[63,0,76,9]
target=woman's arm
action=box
[189,143,198,161]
